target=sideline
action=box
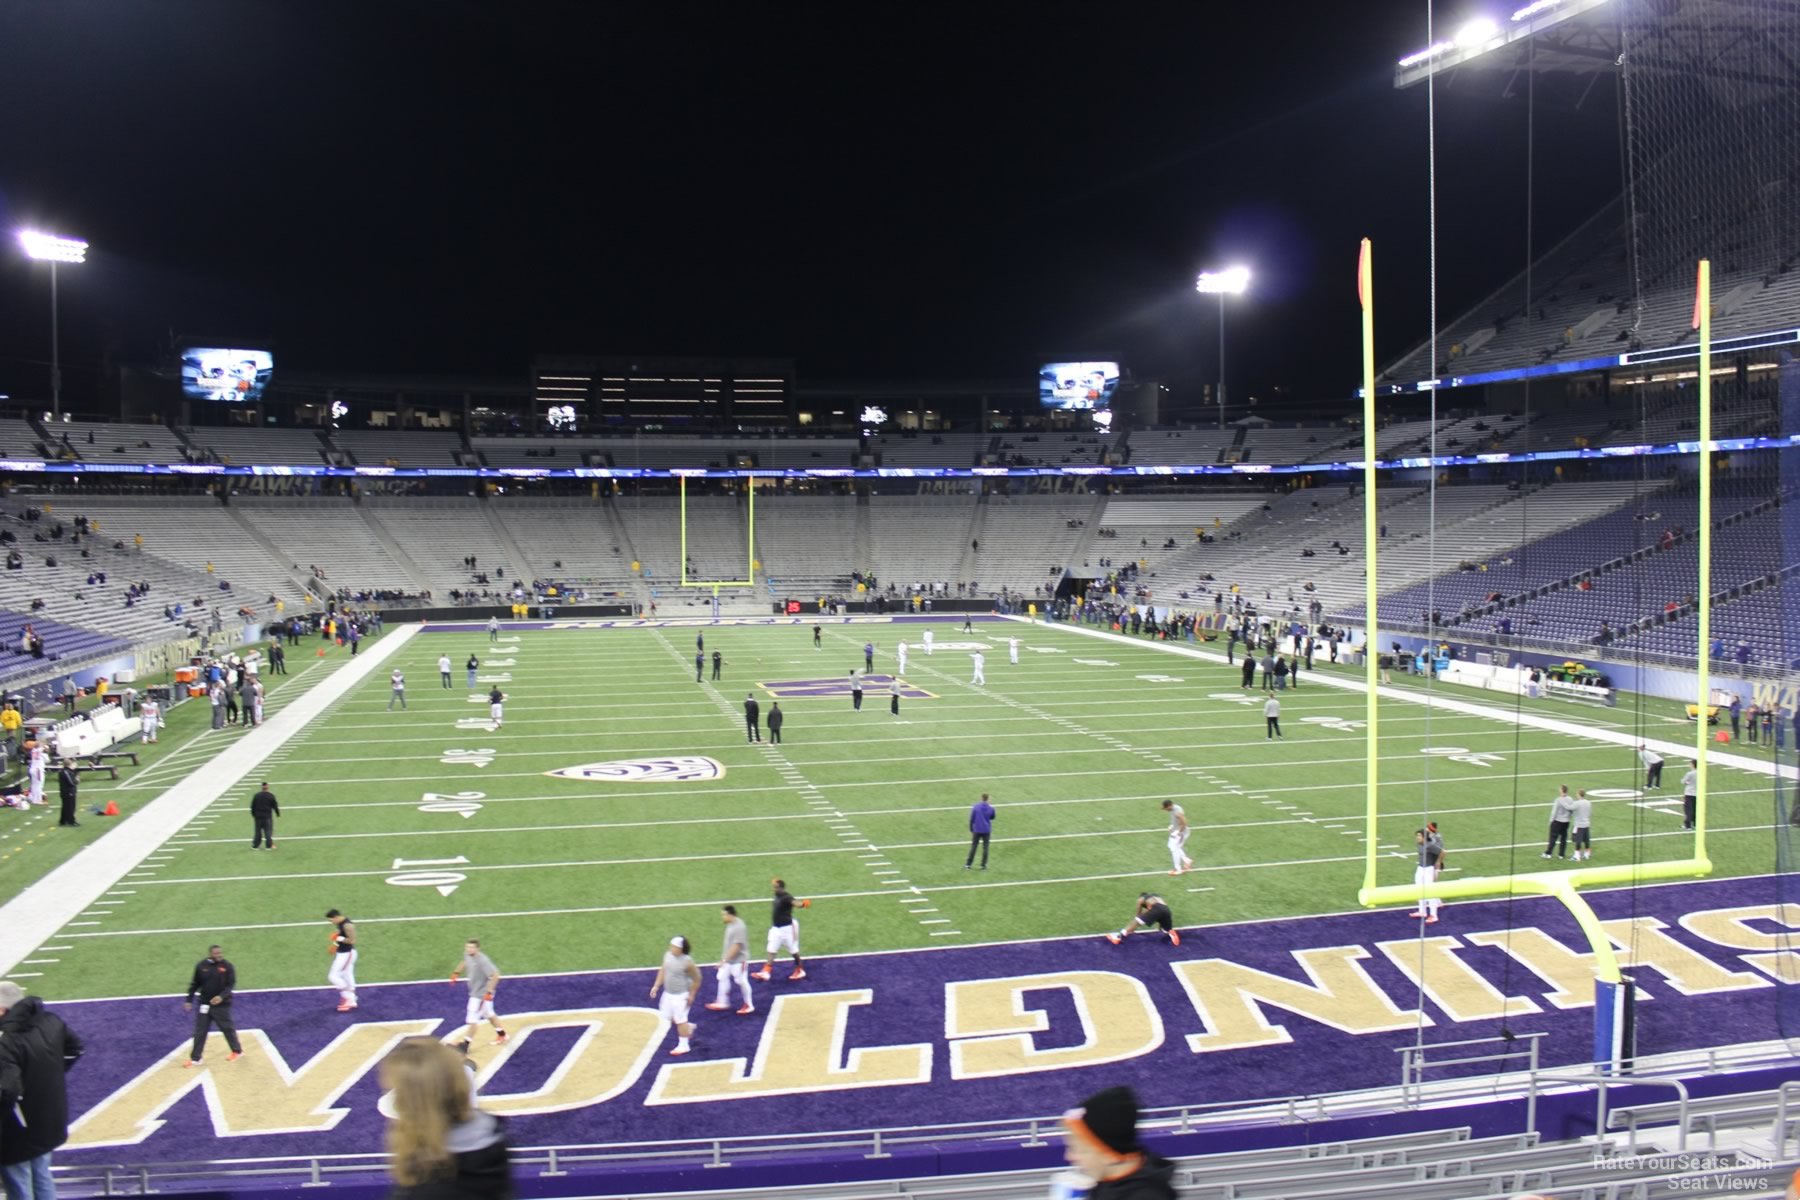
[0,625,420,975]
[1012,616,1799,783]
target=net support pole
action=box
[1358,239,1381,898]
[1695,259,1712,863]
[679,475,690,588]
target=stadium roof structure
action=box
[1394,0,1798,99]
[1378,0,1800,395]
[1394,0,1618,96]
[8,431,1799,481]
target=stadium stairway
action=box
[475,500,536,584]
[953,495,990,589]
[218,505,326,602]
[354,503,435,594]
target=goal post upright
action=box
[677,471,756,592]
[1358,238,1381,898]
[1352,256,1721,1002]
[1694,258,1713,866]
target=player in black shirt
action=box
[752,877,810,982]
[1106,892,1180,947]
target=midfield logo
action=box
[546,756,727,782]
[760,675,936,699]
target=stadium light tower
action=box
[18,230,89,421]
[1195,265,1251,430]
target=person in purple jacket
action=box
[965,793,996,871]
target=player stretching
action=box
[752,877,809,981]
[325,909,358,1011]
[1107,892,1181,946]
[450,938,508,1046]
[1161,799,1194,875]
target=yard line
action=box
[0,626,420,976]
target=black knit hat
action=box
[1063,1085,1141,1157]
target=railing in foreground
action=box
[51,1038,1800,1197]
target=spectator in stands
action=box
[1060,1085,1176,1199]
[379,1037,512,1200]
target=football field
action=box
[15,616,1784,1002]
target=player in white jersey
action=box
[1161,799,1193,875]
[970,650,985,686]
[325,908,358,1011]
[896,640,909,676]
[923,628,934,655]
[27,738,46,806]
[139,697,162,744]
[1008,637,1020,665]
[251,678,265,726]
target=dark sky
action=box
[0,2,1623,415]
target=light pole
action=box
[1195,265,1251,430]
[18,230,89,421]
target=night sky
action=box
[0,2,1623,415]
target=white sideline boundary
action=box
[1011,616,1800,783]
[0,625,420,976]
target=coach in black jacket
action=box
[185,945,244,1065]
[0,980,85,1196]
[56,762,79,827]
[251,782,280,849]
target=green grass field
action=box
[7,617,1784,1002]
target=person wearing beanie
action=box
[1061,1086,1178,1198]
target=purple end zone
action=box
[50,873,1800,1181]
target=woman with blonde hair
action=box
[381,1036,512,1199]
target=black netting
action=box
[1620,0,1800,351]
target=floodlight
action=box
[1511,0,1563,19]
[1398,40,1452,67]
[18,230,88,264]
[1195,266,1251,295]
[1454,16,1500,47]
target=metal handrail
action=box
[1770,1079,1800,1157]
[51,1043,1795,1196]
[1533,1070,1693,1153]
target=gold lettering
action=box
[467,1008,665,1116]
[1606,916,1769,995]
[1464,928,1596,1008]
[1171,946,1431,1053]
[645,989,930,1104]
[68,1020,438,1149]
[1467,916,1765,1008]
[945,970,1163,1079]
[1376,936,1542,1023]
[1681,904,1800,983]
